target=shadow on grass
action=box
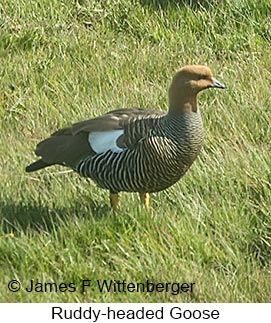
[139,0,221,9]
[0,199,111,235]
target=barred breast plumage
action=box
[77,110,204,194]
[26,65,225,210]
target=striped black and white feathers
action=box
[26,65,225,209]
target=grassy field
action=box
[0,0,270,302]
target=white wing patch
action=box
[88,130,124,154]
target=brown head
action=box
[168,65,225,112]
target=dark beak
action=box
[211,77,225,89]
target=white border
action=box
[1,303,270,322]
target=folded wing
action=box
[26,108,164,172]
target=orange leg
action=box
[110,192,119,211]
[139,193,150,211]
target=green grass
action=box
[0,0,271,302]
